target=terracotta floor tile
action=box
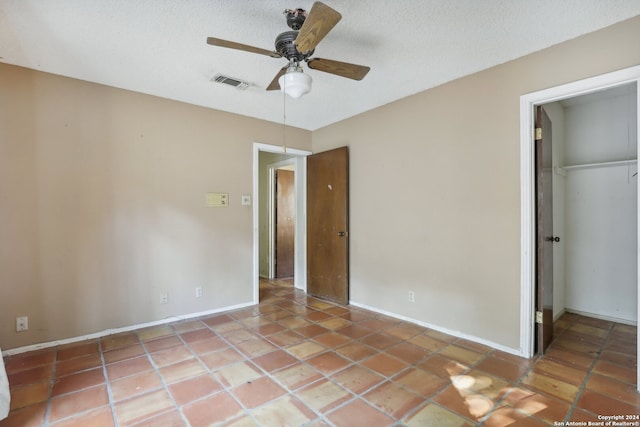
[57,341,100,361]
[483,405,553,427]
[409,334,449,352]
[8,381,50,410]
[433,384,486,421]
[475,355,526,382]
[286,341,325,360]
[296,378,352,413]
[385,342,431,365]
[105,356,153,381]
[200,348,244,371]
[136,325,175,342]
[278,316,311,329]
[578,389,640,416]
[419,354,469,379]
[0,402,47,427]
[600,349,636,369]
[306,310,333,322]
[102,344,145,365]
[182,391,243,427]
[393,367,448,398]
[363,381,425,419]
[235,337,277,358]
[250,395,316,427]
[223,329,259,345]
[455,339,493,354]
[252,322,286,336]
[306,351,351,375]
[543,347,595,369]
[317,317,352,331]
[171,319,206,334]
[335,324,373,339]
[403,402,474,427]
[533,358,587,386]
[49,405,115,427]
[251,349,298,373]
[52,367,106,397]
[586,373,640,405]
[158,358,206,384]
[143,336,182,353]
[425,329,458,343]
[49,385,110,422]
[335,342,378,362]
[129,409,185,427]
[168,373,222,406]
[150,345,194,368]
[501,387,570,424]
[180,328,216,343]
[188,336,228,356]
[266,330,305,347]
[521,371,579,403]
[438,344,484,365]
[312,332,351,349]
[331,365,384,394]
[214,362,263,388]
[327,398,395,427]
[101,333,139,351]
[241,315,272,329]
[593,359,636,384]
[110,370,163,402]
[361,332,404,350]
[360,318,396,331]
[229,308,258,320]
[4,351,55,374]
[232,376,287,408]
[202,313,235,327]
[8,364,53,387]
[272,362,323,390]
[209,320,244,334]
[362,353,408,378]
[383,323,425,340]
[55,353,102,378]
[294,324,329,338]
[114,389,175,425]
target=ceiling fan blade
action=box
[206,37,282,58]
[266,66,288,91]
[294,2,341,54]
[307,58,370,80]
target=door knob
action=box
[545,236,560,242]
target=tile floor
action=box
[0,278,638,426]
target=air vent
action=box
[212,74,249,90]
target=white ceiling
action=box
[2,1,640,131]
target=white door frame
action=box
[519,65,640,388]
[267,158,297,279]
[252,143,311,303]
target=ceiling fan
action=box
[206,2,370,98]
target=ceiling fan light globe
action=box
[278,71,312,98]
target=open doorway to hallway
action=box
[252,143,311,304]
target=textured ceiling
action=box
[1,1,640,130]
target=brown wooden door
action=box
[275,169,295,278]
[307,147,349,305]
[535,105,554,354]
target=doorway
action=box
[252,143,311,303]
[520,65,640,388]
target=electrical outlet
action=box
[16,316,28,332]
[195,287,203,298]
[160,293,168,304]
[408,291,415,303]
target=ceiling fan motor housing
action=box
[275,31,313,62]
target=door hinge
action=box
[535,311,543,324]
[535,128,542,141]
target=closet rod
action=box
[561,159,637,171]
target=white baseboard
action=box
[349,300,525,358]
[2,301,255,357]
[564,308,637,326]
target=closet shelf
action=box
[557,159,637,173]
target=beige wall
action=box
[0,64,311,349]
[312,16,640,350]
